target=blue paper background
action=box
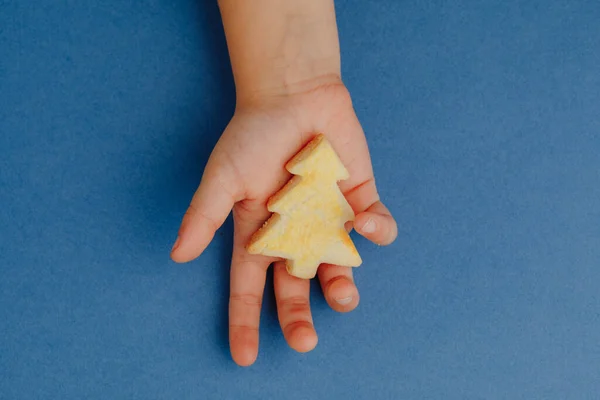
[1,1,599,398]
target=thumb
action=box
[171,156,242,263]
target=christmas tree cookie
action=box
[246,134,362,279]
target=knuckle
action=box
[184,203,220,233]
[277,296,310,314]
[230,293,262,308]
[229,324,259,333]
[183,203,197,220]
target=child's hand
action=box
[170,82,397,366]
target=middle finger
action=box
[274,261,318,353]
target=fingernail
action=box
[335,296,353,305]
[361,218,376,233]
[171,236,181,252]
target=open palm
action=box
[171,83,397,366]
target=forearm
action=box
[218,0,341,105]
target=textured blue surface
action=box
[2,1,600,398]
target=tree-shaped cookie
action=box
[247,134,362,279]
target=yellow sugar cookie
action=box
[247,134,362,279]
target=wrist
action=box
[218,0,342,107]
[235,71,343,108]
